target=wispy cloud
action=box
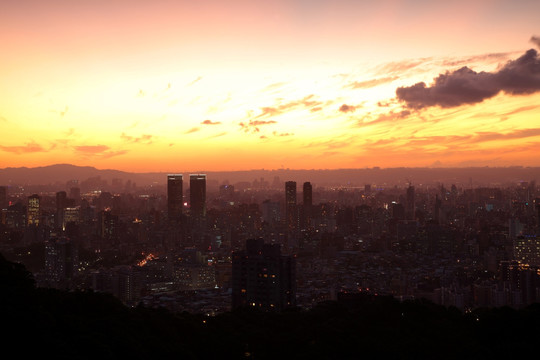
[239,120,277,133]
[254,94,324,119]
[73,145,127,159]
[187,76,202,86]
[0,141,47,154]
[201,119,221,125]
[185,127,200,134]
[206,132,227,139]
[346,76,399,89]
[120,133,154,144]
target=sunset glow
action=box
[1,0,540,172]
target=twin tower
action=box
[167,174,206,223]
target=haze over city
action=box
[1,0,540,172]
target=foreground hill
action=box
[2,253,540,359]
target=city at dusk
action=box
[2,1,540,359]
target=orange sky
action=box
[1,0,540,172]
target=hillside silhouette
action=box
[1,164,540,189]
[2,253,540,359]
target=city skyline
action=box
[1,1,540,172]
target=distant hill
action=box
[1,164,540,189]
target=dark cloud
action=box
[396,47,540,109]
[0,141,47,154]
[201,119,221,125]
[339,104,356,113]
[531,36,540,49]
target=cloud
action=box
[347,76,399,89]
[396,47,540,109]
[201,119,221,125]
[185,127,200,134]
[120,133,153,144]
[255,95,324,119]
[531,35,540,49]
[272,131,293,137]
[375,59,429,76]
[239,120,277,133]
[360,110,411,126]
[339,104,357,113]
[187,76,202,86]
[0,141,47,154]
[73,145,127,159]
[205,132,227,139]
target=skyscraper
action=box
[27,194,40,226]
[0,186,7,210]
[301,182,312,229]
[406,184,415,221]
[56,191,67,230]
[232,238,296,311]
[190,174,206,220]
[285,181,297,230]
[167,174,183,223]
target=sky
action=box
[1,0,540,173]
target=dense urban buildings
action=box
[1,170,540,315]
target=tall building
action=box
[514,235,540,266]
[285,181,297,230]
[301,182,312,229]
[167,174,183,223]
[44,236,79,289]
[406,184,415,220]
[232,238,296,311]
[303,182,312,207]
[27,194,40,226]
[0,186,7,210]
[56,191,67,230]
[190,174,206,220]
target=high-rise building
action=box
[514,235,540,266]
[56,191,67,230]
[0,186,7,210]
[27,194,40,226]
[232,238,296,311]
[285,181,297,230]
[190,174,206,220]
[44,236,79,289]
[406,184,415,220]
[301,182,312,229]
[167,174,183,223]
[303,182,312,207]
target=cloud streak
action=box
[346,76,398,89]
[0,141,47,154]
[73,145,127,159]
[396,46,540,109]
[201,119,221,125]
